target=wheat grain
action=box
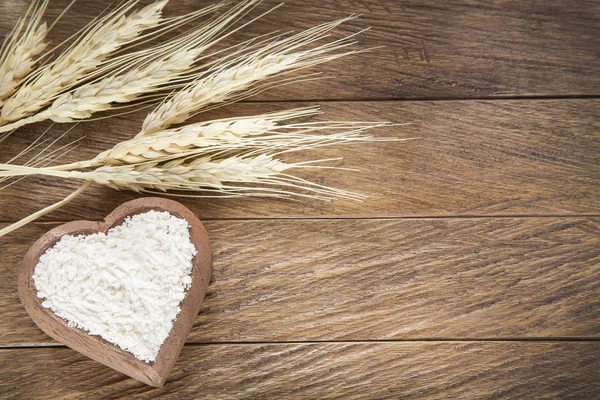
[0,0,167,126]
[140,16,362,135]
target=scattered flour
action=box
[33,210,197,363]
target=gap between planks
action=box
[242,94,600,103]
[2,214,599,225]
[2,337,600,350]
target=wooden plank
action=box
[0,342,599,398]
[2,218,598,345]
[1,0,598,99]
[2,99,599,222]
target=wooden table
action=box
[1,0,599,398]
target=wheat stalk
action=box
[140,16,363,135]
[0,0,49,106]
[0,0,168,126]
[0,181,91,238]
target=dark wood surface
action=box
[0,0,599,398]
[3,0,598,100]
[2,100,599,221]
[2,218,600,345]
[1,343,600,399]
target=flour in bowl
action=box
[33,210,197,362]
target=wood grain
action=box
[2,100,599,222]
[1,0,598,396]
[1,342,599,399]
[1,0,598,100]
[2,217,598,345]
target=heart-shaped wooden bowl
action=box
[18,197,212,387]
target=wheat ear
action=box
[0,152,357,238]
[0,0,268,130]
[40,154,361,200]
[0,153,362,201]
[47,108,398,170]
[140,16,363,135]
[52,107,321,168]
[0,0,49,105]
[0,0,168,126]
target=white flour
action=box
[33,210,197,363]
